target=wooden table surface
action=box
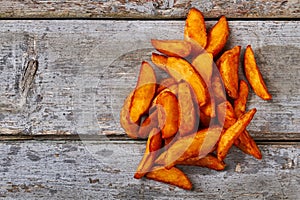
[0,1,299,199]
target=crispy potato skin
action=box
[205,16,229,57]
[192,52,214,85]
[130,61,157,123]
[120,91,139,139]
[233,81,262,159]
[156,127,222,169]
[234,80,249,118]
[217,108,257,161]
[184,8,207,55]
[178,80,198,136]
[192,52,215,118]
[234,130,262,159]
[155,91,179,139]
[134,128,162,179]
[151,53,168,71]
[151,39,192,57]
[244,45,272,100]
[166,57,209,107]
[146,167,192,190]
[216,46,241,99]
[217,101,237,129]
[176,154,226,171]
[211,75,226,104]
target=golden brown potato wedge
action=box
[234,80,249,118]
[205,16,229,57]
[244,45,272,100]
[146,166,192,190]
[217,101,237,129]
[155,90,179,139]
[156,127,222,169]
[184,8,207,55]
[134,128,162,179]
[166,57,209,107]
[178,80,199,136]
[176,153,226,171]
[211,75,226,104]
[234,130,262,159]
[217,108,257,161]
[200,96,216,118]
[157,78,177,94]
[192,52,215,117]
[138,109,159,138]
[130,61,157,123]
[216,46,241,99]
[151,53,168,71]
[191,52,214,85]
[120,91,139,139]
[231,83,262,159]
[151,39,192,58]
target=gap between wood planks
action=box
[1,17,299,21]
[0,134,299,145]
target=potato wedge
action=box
[217,108,257,161]
[151,39,192,58]
[120,91,139,139]
[146,167,192,190]
[151,53,168,71]
[200,95,216,118]
[138,109,159,138]
[234,80,249,118]
[217,101,237,129]
[234,130,262,159]
[192,52,215,117]
[184,8,207,54]
[191,52,214,85]
[244,45,272,100]
[178,80,199,136]
[176,154,226,171]
[231,83,262,159]
[155,90,179,139]
[156,127,222,169]
[166,57,209,107]
[205,16,229,57]
[216,46,241,99]
[211,75,226,104]
[134,128,162,179]
[130,61,157,123]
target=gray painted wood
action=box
[0,0,299,18]
[0,141,299,199]
[0,20,299,138]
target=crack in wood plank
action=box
[19,59,38,105]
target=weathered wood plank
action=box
[0,20,299,138]
[0,0,299,19]
[0,141,299,199]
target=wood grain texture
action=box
[0,20,299,138]
[0,141,299,199]
[0,0,299,19]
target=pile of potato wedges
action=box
[120,8,272,190]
